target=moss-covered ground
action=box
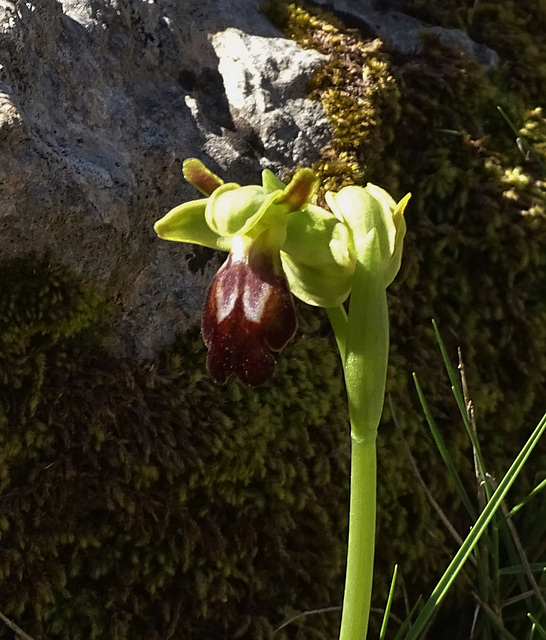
[0,257,352,640]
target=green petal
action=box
[281,252,353,307]
[383,192,410,286]
[364,183,398,253]
[326,186,383,241]
[281,203,355,307]
[154,199,232,251]
[325,185,409,287]
[283,204,354,269]
[206,184,282,237]
[276,168,317,211]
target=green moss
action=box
[0,256,350,639]
[402,0,546,105]
[263,1,401,195]
[2,2,546,638]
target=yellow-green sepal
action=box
[262,168,286,191]
[183,158,224,196]
[154,199,232,251]
[204,168,318,241]
[283,203,354,269]
[281,252,354,307]
[365,185,410,286]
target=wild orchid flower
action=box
[154,159,355,385]
[155,158,410,640]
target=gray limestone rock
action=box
[308,0,500,68]
[0,0,330,356]
[0,0,498,358]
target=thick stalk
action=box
[327,230,388,640]
[339,435,377,640]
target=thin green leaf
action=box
[402,411,546,640]
[412,372,477,521]
[500,563,546,576]
[529,613,546,640]
[496,497,546,616]
[508,477,546,518]
[380,565,398,640]
[431,320,491,499]
[521,489,546,551]
[497,518,537,614]
[497,106,546,173]
[393,597,423,640]
[528,618,537,640]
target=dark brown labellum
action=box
[202,237,297,386]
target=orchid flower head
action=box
[154,159,410,386]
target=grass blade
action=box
[500,563,546,576]
[402,411,546,640]
[508,477,546,519]
[497,106,546,173]
[393,597,423,640]
[431,321,491,499]
[529,613,546,640]
[413,372,477,520]
[379,565,398,640]
[475,596,520,640]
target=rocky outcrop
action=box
[0,0,330,356]
[0,0,498,357]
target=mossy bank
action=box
[0,256,352,639]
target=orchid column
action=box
[154,159,410,640]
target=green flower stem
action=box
[339,436,377,640]
[327,231,390,640]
